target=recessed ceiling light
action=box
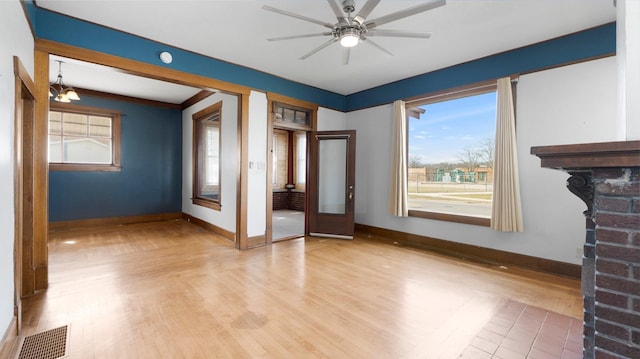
[159,51,173,64]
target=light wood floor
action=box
[15,219,581,358]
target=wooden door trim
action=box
[13,56,37,335]
[35,39,251,96]
[236,93,250,249]
[34,39,253,249]
[14,57,35,94]
[33,50,49,292]
[265,93,318,244]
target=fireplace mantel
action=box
[531,140,640,169]
[531,140,640,359]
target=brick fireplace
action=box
[532,140,640,358]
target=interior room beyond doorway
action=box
[272,128,306,241]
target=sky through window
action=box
[409,91,497,165]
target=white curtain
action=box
[389,100,408,217]
[491,77,524,232]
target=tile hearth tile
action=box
[461,300,582,359]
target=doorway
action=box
[266,95,317,243]
[271,128,307,242]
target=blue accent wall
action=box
[27,5,614,113]
[48,96,182,222]
[346,23,616,111]
[32,5,346,111]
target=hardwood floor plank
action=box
[16,219,582,358]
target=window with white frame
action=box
[48,103,121,171]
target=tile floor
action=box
[272,209,305,240]
[460,300,583,359]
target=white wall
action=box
[617,0,640,140]
[0,0,34,339]
[318,107,347,131]
[182,95,345,240]
[348,57,618,265]
[247,91,267,237]
[182,92,238,234]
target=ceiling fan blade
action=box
[263,5,335,29]
[300,38,339,60]
[327,0,347,24]
[267,32,333,41]
[342,47,351,65]
[353,0,381,25]
[366,29,431,39]
[363,38,394,57]
[364,0,446,29]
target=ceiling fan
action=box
[263,0,446,65]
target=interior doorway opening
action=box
[272,129,307,242]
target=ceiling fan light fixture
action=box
[340,29,359,47]
[264,0,445,61]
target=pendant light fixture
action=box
[49,60,80,103]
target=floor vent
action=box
[17,325,69,359]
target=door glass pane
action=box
[318,138,347,214]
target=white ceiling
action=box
[49,55,202,104]
[38,0,616,104]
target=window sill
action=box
[49,163,121,172]
[408,209,490,227]
[192,198,221,211]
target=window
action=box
[406,83,497,225]
[294,131,306,190]
[48,103,121,171]
[272,130,306,190]
[192,101,222,210]
[273,101,312,130]
[273,129,288,189]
